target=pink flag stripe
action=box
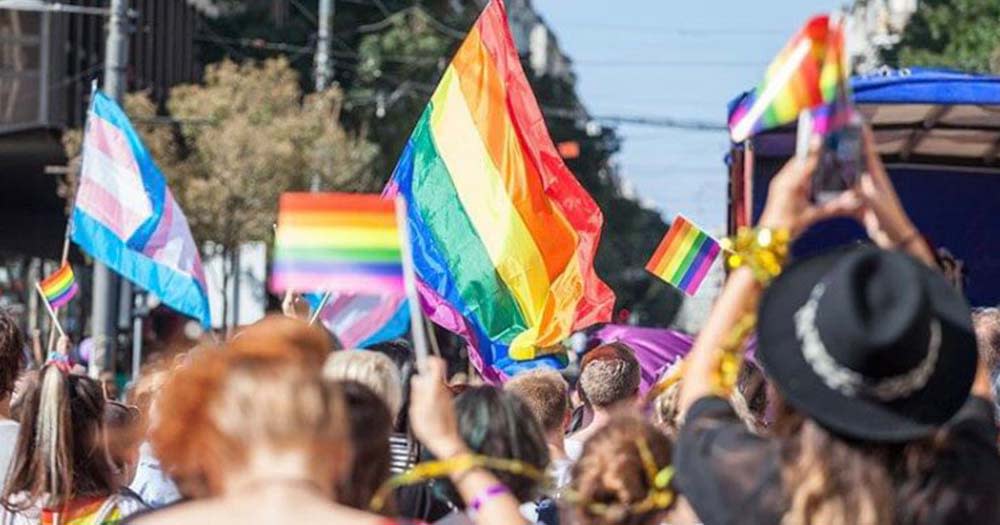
[272,274,405,294]
[86,113,141,176]
[76,175,150,241]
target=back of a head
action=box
[0,309,26,401]
[151,315,348,497]
[504,369,569,434]
[580,343,641,409]
[323,350,403,420]
[335,380,393,513]
[448,386,550,503]
[3,366,112,510]
[570,414,674,525]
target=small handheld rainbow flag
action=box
[646,216,721,296]
[39,263,79,309]
[269,193,404,295]
[729,14,850,143]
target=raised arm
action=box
[409,357,529,525]
[678,138,856,411]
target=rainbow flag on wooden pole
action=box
[270,192,404,294]
[269,192,430,363]
[35,263,78,338]
[645,216,721,296]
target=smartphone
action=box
[796,112,862,203]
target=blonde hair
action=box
[778,417,893,525]
[504,369,569,433]
[323,351,402,419]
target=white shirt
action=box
[0,420,19,486]
[564,437,584,462]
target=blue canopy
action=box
[729,68,1000,306]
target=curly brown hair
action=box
[150,316,347,498]
[569,414,674,525]
[0,309,26,399]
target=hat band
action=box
[794,283,941,401]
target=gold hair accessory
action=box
[721,226,790,284]
[562,437,675,519]
[369,453,545,512]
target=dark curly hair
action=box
[0,309,26,399]
[434,385,550,505]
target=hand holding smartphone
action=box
[796,111,862,203]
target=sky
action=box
[533,0,843,231]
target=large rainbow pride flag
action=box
[386,0,614,380]
[729,14,851,143]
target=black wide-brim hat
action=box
[758,245,978,442]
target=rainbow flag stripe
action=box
[729,14,850,142]
[646,216,720,296]
[387,0,614,374]
[39,263,79,309]
[269,193,404,294]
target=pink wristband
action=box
[469,484,510,513]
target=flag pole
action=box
[308,291,332,325]
[394,196,429,367]
[45,139,77,352]
[35,282,66,339]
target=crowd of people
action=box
[0,125,998,525]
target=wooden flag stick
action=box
[394,196,429,368]
[47,216,73,353]
[308,291,332,326]
[35,282,66,339]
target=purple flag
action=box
[587,324,757,394]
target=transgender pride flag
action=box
[70,91,211,327]
[306,292,409,349]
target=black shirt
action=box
[674,395,1000,525]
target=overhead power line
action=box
[593,115,725,131]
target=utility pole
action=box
[314,0,333,91]
[90,0,129,378]
[311,0,334,192]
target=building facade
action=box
[0,0,215,259]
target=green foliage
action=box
[62,58,378,254]
[885,0,1000,73]
[346,8,463,180]
[166,58,379,251]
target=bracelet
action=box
[469,484,510,514]
[710,314,758,396]
[721,227,790,284]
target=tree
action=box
[884,0,1000,73]
[345,6,467,180]
[168,57,378,248]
